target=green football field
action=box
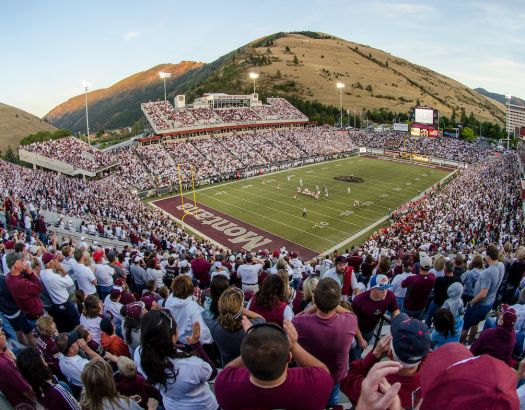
[186,156,452,254]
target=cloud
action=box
[122,31,140,41]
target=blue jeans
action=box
[0,312,17,341]
[327,383,340,405]
[402,306,425,320]
[292,278,300,290]
[396,297,404,311]
[425,301,442,328]
[97,285,113,302]
[483,316,497,331]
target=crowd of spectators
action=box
[141,98,307,133]
[113,146,154,191]
[23,137,117,172]
[362,152,523,258]
[348,130,494,163]
[1,223,524,409]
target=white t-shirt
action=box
[237,263,262,285]
[103,294,123,325]
[40,268,74,304]
[75,264,97,295]
[94,263,115,287]
[80,315,102,344]
[390,272,414,298]
[290,258,304,279]
[59,355,90,387]
[134,347,218,410]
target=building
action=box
[507,103,525,136]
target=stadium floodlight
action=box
[505,93,512,149]
[336,82,345,128]
[82,80,91,145]
[249,72,259,94]
[159,72,171,101]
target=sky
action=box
[1,0,524,117]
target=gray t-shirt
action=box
[474,262,504,307]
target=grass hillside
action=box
[0,103,56,153]
[475,88,525,107]
[238,33,505,123]
[45,32,506,132]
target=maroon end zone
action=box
[152,196,318,259]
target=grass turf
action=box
[185,156,452,254]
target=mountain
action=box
[0,103,56,153]
[474,88,525,107]
[45,32,506,131]
[45,61,204,132]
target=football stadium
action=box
[2,3,525,409]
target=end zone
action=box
[152,196,318,259]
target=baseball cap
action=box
[499,304,517,328]
[42,253,56,265]
[125,301,146,319]
[60,330,81,354]
[214,261,222,269]
[133,255,142,263]
[419,343,519,409]
[390,313,429,364]
[272,249,280,258]
[420,255,433,270]
[140,294,158,311]
[6,252,24,269]
[335,255,347,264]
[290,251,298,258]
[3,240,14,250]
[369,274,393,290]
[110,288,122,297]
[114,278,126,287]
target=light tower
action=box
[249,72,259,94]
[336,82,345,128]
[505,93,512,150]
[82,80,91,145]
[159,72,171,101]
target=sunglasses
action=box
[156,309,174,334]
[245,322,286,337]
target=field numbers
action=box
[340,210,354,217]
[313,221,329,229]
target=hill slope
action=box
[45,32,505,131]
[0,103,56,153]
[45,61,204,132]
[475,88,525,107]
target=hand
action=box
[104,352,118,362]
[130,395,142,403]
[358,336,369,350]
[185,321,201,345]
[242,315,252,333]
[373,334,392,359]
[76,339,88,351]
[146,398,159,410]
[356,360,403,410]
[283,320,298,350]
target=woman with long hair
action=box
[248,274,294,326]
[81,358,156,410]
[209,287,264,366]
[299,276,319,312]
[202,275,229,321]
[430,308,459,349]
[80,295,103,344]
[16,347,80,410]
[137,310,218,410]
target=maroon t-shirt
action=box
[0,353,34,408]
[293,312,357,382]
[402,273,436,311]
[35,333,62,376]
[191,258,212,286]
[215,366,333,410]
[347,255,363,272]
[351,290,398,334]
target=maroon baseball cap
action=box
[110,288,122,297]
[114,278,126,287]
[272,249,280,258]
[500,304,518,329]
[125,302,145,319]
[140,294,158,311]
[42,253,56,265]
[4,240,14,250]
[419,343,519,409]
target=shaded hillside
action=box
[45,61,204,132]
[46,32,506,132]
[0,103,56,152]
[475,88,525,107]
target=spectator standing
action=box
[237,253,263,294]
[401,254,435,320]
[350,274,399,361]
[93,250,115,301]
[191,250,212,289]
[390,254,414,310]
[293,278,358,406]
[461,245,505,344]
[322,255,360,300]
[461,253,484,305]
[425,260,461,327]
[40,252,79,332]
[74,250,98,297]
